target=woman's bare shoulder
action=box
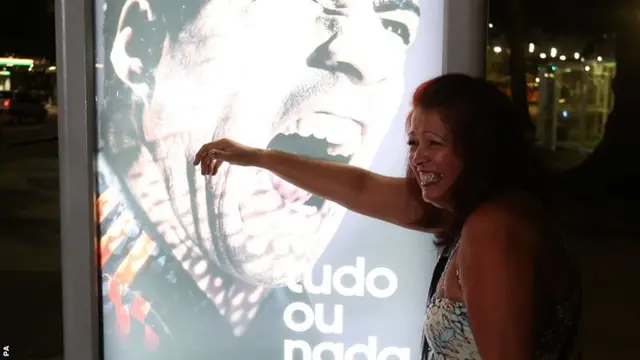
[461,192,544,253]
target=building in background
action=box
[0,56,57,103]
[485,27,616,152]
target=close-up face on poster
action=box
[94,0,443,359]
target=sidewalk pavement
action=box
[0,271,63,360]
[1,117,58,147]
[0,141,62,359]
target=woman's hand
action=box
[193,138,264,175]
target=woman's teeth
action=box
[420,172,442,185]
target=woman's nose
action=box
[411,148,431,167]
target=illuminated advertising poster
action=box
[95,0,444,359]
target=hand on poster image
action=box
[189,135,387,289]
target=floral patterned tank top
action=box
[423,241,581,360]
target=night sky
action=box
[1,0,56,59]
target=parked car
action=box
[1,91,48,124]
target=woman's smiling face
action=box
[407,107,463,210]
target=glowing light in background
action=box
[0,58,34,67]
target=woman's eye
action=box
[407,139,417,147]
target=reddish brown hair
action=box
[405,74,545,246]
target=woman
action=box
[192,74,581,359]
